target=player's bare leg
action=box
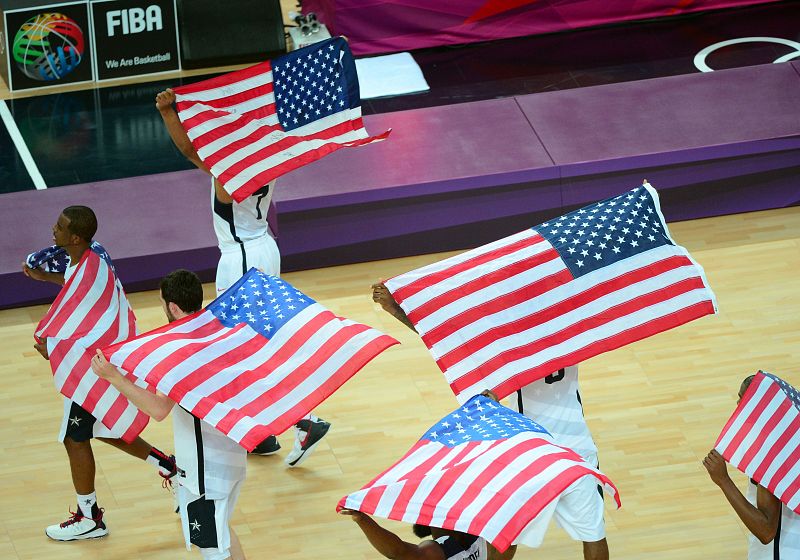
[583,538,609,560]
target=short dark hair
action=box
[62,206,97,242]
[740,374,757,396]
[412,524,432,539]
[160,269,203,313]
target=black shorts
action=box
[63,401,98,442]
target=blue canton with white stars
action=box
[271,37,357,131]
[762,372,800,411]
[536,185,674,278]
[423,395,551,448]
[26,242,115,274]
[207,269,314,338]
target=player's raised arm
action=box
[156,88,209,174]
[372,281,417,333]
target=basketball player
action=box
[371,282,609,560]
[339,508,517,560]
[91,269,246,560]
[155,88,329,465]
[24,206,177,541]
[702,376,800,559]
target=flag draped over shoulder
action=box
[715,371,800,513]
[27,241,115,275]
[172,36,390,203]
[338,395,620,553]
[34,249,147,442]
[384,182,717,403]
[103,268,398,451]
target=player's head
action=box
[160,269,203,322]
[738,374,756,404]
[412,524,432,539]
[55,206,97,247]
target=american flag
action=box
[715,371,800,513]
[26,241,115,275]
[103,268,398,451]
[34,250,148,442]
[384,182,717,403]
[338,394,620,552]
[172,36,390,203]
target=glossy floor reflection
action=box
[1,1,798,192]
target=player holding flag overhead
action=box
[92,268,397,558]
[156,37,388,460]
[338,395,620,557]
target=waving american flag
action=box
[384,182,717,403]
[26,241,115,275]
[716,371,800,513]
[34,249,147,442]
[338,395,620,552]
[103,269,398,450]
[172,36,390,203]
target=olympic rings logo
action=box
[694,36,800,72]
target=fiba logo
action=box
[12,12,84,81]
[107,6,163,37]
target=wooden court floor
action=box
[2,205,799,559]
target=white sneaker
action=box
[285,417,331,467]
[45,506,108,541]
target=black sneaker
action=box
[249,435,281,455]
[285,418,331,467]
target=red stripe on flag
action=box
[444,274,707,392]
[392,234,547,304]
[751,415,800,484]
[718,383,779,462]
[483,465,601,552]
[37,251,101,339]
[173,62,272,95]
[490,300,716,399]
[175,80,274,113]
[419,268,572,346]
[715,373,767,450]
[408,250,564,325]
[738,398,792,473]
[242,332,398,445]
[226,130,390,202]
[116,317,230,375]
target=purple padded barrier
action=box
[0,169,217,309]
[2,62,799,308]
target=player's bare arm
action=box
[155,88,209,173]
[22,261,65,285]
[340,509,445,560]
[372,282,417,333]
[703,449,781,544]
[91,349,175,421]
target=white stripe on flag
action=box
[175,71,273,104]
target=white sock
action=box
[77,492,96,518]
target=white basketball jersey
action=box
[172,406,247,500]
[747,481,800,559]
[211,178,274,249]
[516,365,598,464]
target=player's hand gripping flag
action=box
[715,371,800,513]
[34,249,148,442]
[172,36,390,202]
[384,182,718,403]
[103,269,398,450]
[338,394,620,552]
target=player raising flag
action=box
[338,394,620,554]
[383,181,718,403]
[170,36,390,202]
[101,268,398,450]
